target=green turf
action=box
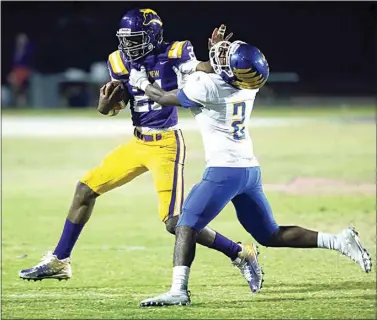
[2,108,376,319]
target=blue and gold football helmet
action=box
[209,41,269,89]
[116,8,163,62]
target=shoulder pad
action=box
[108,50,128,76]
[167,41,188,59]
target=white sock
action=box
[170,266,190,294]
[317,232,340,251]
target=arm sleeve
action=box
[176,73,215,108]
[176,89,203,108]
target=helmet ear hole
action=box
[157,30,163,45]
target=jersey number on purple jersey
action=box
[131,79,163,112]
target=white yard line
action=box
[2,116,311,137]
[6,293,126,298]
[5,245,150,252]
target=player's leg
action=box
[150,130,243,260]
[19,138,148,281]
[233,166,372,273]
[140,167,249,306]
[179,176,263,293]
[51,183,97,261]
[166,209,241,260]
[52,140,147,259]
[267,226,372,273]
[173,169,240,266]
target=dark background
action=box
[2,1,376,95]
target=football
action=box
[105,81,128,104]
[104,81,130,116]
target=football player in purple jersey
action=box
[19,8,263,293]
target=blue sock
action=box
[53,219,84,260]
[210,233,242,260]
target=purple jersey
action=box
[107,41,198,128]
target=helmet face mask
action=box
[209,40,269,90]
[117,9,163,62]
[117,29,153,61]
[209,41,233,79]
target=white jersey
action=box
[181,71,259,168]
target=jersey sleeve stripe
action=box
[177,89,203,108]
[168,42,179,59]
[115,51,129,75]
[109,52,120,73]
[176,41,186,58]
[109,51,128,75]
[173,130,186,217]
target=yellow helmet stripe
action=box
[237,74,263,83]
[233,68,253,74]
[139,9,163,26]
[234,77,265,89]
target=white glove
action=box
[129,67,150,91]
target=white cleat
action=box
[232,243,264,293]
[338,227,372,273]
[19,252,72,281]
[140,291,191,307]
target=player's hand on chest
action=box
[126,60,178,113]
[128,60,177,94]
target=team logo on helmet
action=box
[232,68,266,89]
[139,9,163,26]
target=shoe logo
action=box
[160,61,168,65]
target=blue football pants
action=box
[177,166,279,245]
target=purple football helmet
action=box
[116,8,163,62]
[209,41,269,90]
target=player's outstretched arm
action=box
[146,84,180,106]
[144,83,203,109]
[130,67,206,108]
[129,67,181,106]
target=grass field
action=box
[2,104,376,118]
[2,106,376,319]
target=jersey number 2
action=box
[232,102,246,140]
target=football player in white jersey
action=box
[129,40,372,307]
